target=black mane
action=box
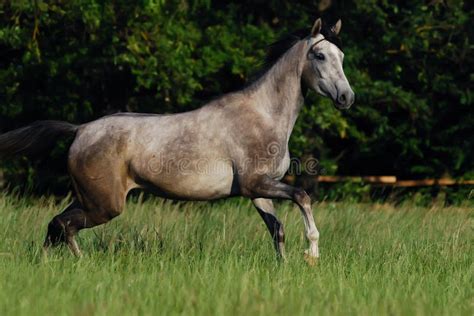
[263,29,310,70]
[249,23,342,84]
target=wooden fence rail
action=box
[284,175,474,187]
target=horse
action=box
[0,18,354,262]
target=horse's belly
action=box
[135,158,235,200]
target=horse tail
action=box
[0,121,79,157]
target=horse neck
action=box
[248,40,306,140]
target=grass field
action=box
[0,194,472,315]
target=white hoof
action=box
[304,250,319,266]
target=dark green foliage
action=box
[0,0,472,193]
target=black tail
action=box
[0,121,79,157]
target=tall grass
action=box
[0,193,472,315]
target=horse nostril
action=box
[339,93,346,104]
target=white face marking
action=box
[305,35,354,109]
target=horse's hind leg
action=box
[43,200,90,257]
[56,148,132,256]
[44,191,126,257]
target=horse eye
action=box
[315,53,325,61]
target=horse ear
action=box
[311,18,322,37]
[331,19,342,35]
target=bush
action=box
[0,0,472,196]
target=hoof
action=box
[44,217,67,247]
[67,236,83,258]
[41,246,50,261]
[304,250,319,266]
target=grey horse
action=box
[0,19,354,262]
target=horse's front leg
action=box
[245,176,320,263]
[252,198,286,260]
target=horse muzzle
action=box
[334,83,355,110]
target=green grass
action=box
[0,194,472,316]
